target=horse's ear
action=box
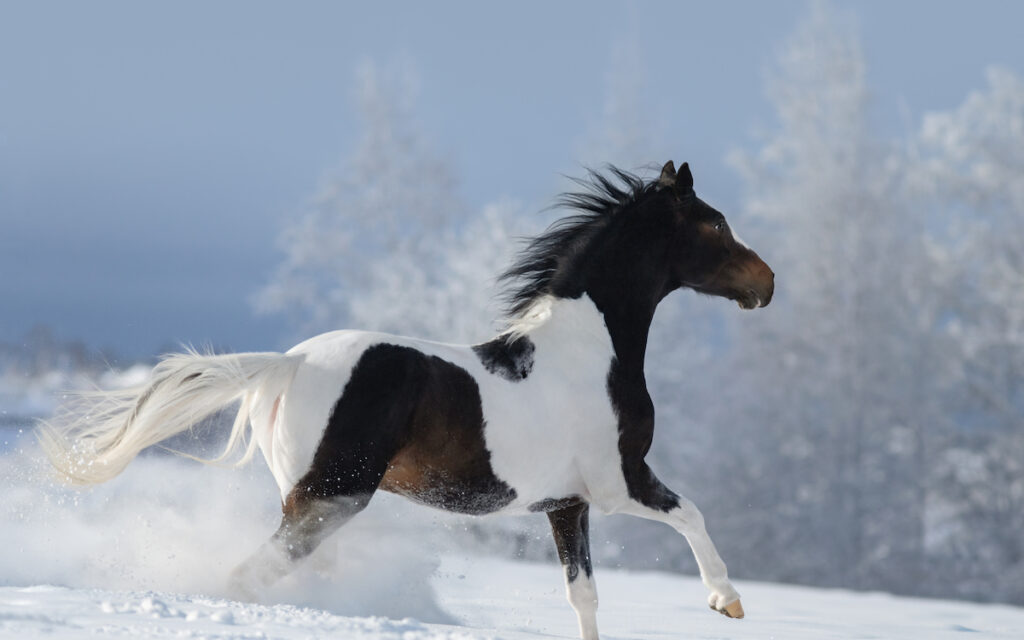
[658,161,677,188]
[677,162,694,191]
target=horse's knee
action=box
[672,496,707,532]
[613,490,707,537]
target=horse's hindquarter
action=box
[259,330,379,499]
[260,329,559,512]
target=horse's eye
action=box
[714,221,726,233]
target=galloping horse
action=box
[41,161,773,640]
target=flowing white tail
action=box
[38,349,304,485]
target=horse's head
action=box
[657,161,774,310]
[499,162,773,324]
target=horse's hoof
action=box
[708,598,749,618]
[724,599,744,618]
[707,591,744,619]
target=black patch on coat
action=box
[472,335,535,382]
[528,495,584,513]
[606,355,681,514]
[291,342,517,517]
[547,501,593,581]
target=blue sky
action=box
[1,0,1022,358]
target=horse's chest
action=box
[476,350,621,510]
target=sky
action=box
[1,0,1022,358]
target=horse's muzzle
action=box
[738,262,774,310]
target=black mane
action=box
[499,166,658,318]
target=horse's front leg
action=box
[547,501,599,640]
[617,462,744,619]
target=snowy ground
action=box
[2,428,1023,639]
[4,554,1024,639]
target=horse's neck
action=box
[523,296,610,360]
[526,295,654,380]
[599,302,656,379]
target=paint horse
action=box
[41,161,774,640]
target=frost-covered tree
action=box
[722,3,943,591]
[350,200,532,343]
[255,59,461,336]
[256,58,539,346]
[708,6,1024,603]
[908,68,1024,601]
[912,68,1024,417]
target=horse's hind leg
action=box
[228,491,373,598]
[228,430,398,597]
[230,343,426,598]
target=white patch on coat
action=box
[565,573,599,640]
[477,295,623,513]
[252,295,627,511]
[729,221,750,250]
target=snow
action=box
[0,585,473,639]
[2,429,1023,639]
[4,555,1024,640]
